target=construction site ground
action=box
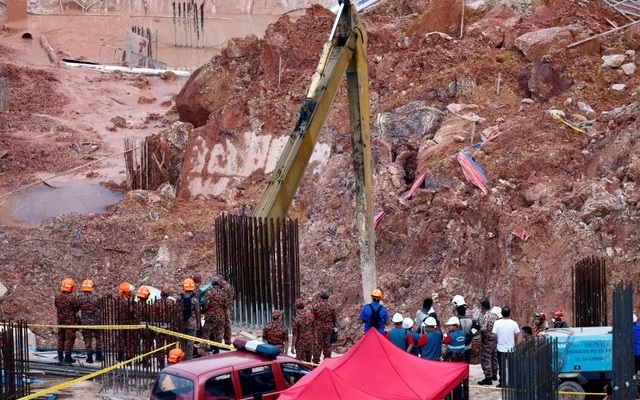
[1,0,640,398]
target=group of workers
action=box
[261,288,338,364]
[53,274,235,364]
[358,288,570,393]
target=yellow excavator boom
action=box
[252,0,376,302]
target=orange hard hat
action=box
[182,278,196,291]
[81,279,94,292]
[137,286,151,299]
[371,288,383,299]
[168,348,185,364]
[61,278,76,293]
[118,282,133,296]
[553,310,564,319]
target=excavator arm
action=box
[252,0,376,302]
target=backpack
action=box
[181,293,193,323]
[369,303,382,330]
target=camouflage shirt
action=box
[77,292,101,325]
[54,292,79,325]
[311,298,336,331]
[263,321,288,348]
[203,285,227,323]
[479,310,497,342]
[292,310,315,343]
[180,292,201,331]
[219,277,235,310]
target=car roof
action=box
[161,350,298,377]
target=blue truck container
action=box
[542,326,613,397]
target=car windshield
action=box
[151,372,195,400]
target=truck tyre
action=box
[558,381,585,400]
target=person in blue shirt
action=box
[443,316,465,362]
[403,317,422,356]
[358,288,389,334]
[385,313,414,352]
[420,317,443,360]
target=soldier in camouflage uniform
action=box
[291,299,316,363]
[77,279,103,363]
[218,275,235,345]
[201,276,226,350]
[263,310,288,353]
[311,288,337,363]
[477,300,498,385]
[116,282,136,361]
[180,278,201,359]
[55,278,79,364]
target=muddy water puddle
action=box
[0,181,123,226]
[19,12,279,70]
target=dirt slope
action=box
[1,0,640,355]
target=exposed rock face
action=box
[171,0,640,340]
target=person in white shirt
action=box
[491,306,520,387]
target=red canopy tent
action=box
[280,329,469,400]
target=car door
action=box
[236,364,279,400]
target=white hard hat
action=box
[634,314,637,323]
[424,317,437,327]
[452,295,466,307]
[402,317,414,330]
[445,316,460,326]
[392,313,403,323]
[491,306,503,317]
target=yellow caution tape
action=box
[19,341,178,400]
[147,325,235,351]
[552,113,587,134]
[29,323,142,330]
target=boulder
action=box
[621,63,636,75]
[515,26,576,62]
[601,54,626,68]
[174,62,235,128]
[466,6,519,48]
[525,63,573,102]
[374,101,444,145]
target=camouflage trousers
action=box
[295,341,314,363]
[81,328,103,353]
[57,328,76,353]
[202,317,225,344]
[479,339,498,378]
[312,327,332,363]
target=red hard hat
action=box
[553,310,564,319]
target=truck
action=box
[542,326,612,399]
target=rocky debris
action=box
[621,63,636,75]
[519,62,574,102]
[602,54,626,68]
[515,25,578,63]
[3,0,640,354]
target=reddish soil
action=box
[0,1,639,398]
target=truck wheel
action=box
[558,381,585,400]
